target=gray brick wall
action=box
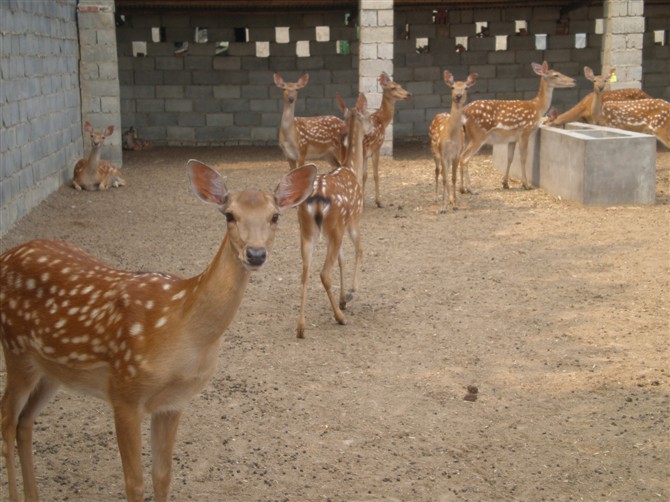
[117,4,669,147]
[0,0,82,237]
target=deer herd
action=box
[1,61,667,501]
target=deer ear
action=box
[187,159,229,208]
[275,164,316,210]
[273,73,284,88]
[466,73,478,87]
[584,66,594,81]
[336,94,347,114]
[379,72,390,88]
[531,62,548,76]
[356,93,367,113]
[297,73,309,88]
[104,126,114,137]
[443,70,454,88]
[84,121,93,134]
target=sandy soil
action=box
[1,143,668,502]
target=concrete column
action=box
[601,0,644,90]
[359,0,394,155]
[77,0,123,165]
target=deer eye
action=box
[271,213,280,224]
[224,212,235,223]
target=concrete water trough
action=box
[492,123,657,205]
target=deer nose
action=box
[246,247,267,267]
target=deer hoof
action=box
[502,181,510,189]
[296,327,305,338]
[345,290,356,304]
[523,184,533,191]
[335,314,348,326]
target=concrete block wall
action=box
[394,5,611,141]
[0,0,82,237]
[643,3,670,100]
[117,10,359,146]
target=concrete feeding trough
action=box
[492,123,657,205]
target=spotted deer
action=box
[584,66,670,148]
[429,71,478,213]
[295,93,372,338]
[363,72,412,207]
[0,161,316,502]
[460,61,576,191]
[273,72,346,169]
[72,121,127,191]
[551,67,650,127]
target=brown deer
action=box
[72,121,127,191]
[584,66,670,148]
[363,72,412,207]
[460,61,576,191]
[273,72,346,169]
[429,71,478,213]
[122,126,153,151]
[551,67,650,127]
[0,161,316,502]
[295,93,372,338]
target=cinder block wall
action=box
[395,4,669,141]
[0,0,83,237]
[117,4,668,147]
[117,11,359,146]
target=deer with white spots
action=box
[429,71,478,213]
[72,121,127,191]
[0,161,316,502]
[363,72,412,207]
[583,66,670,149]
[550,67,650,127]
[274,72,347,169]
[295,93,372,338]
[459,61,576,191]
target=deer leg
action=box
[433,154,441,203]
[297,225,316,338]
[502,142,516,189]
[345,220,363,303]
[1,365,42,502]
[151,410,181,502]
[458,141,480,195]
[449,156,459,209]
[337,248,346,310]
[112,400,145,502]
[518,136,532,190]
[16,378,60,502]
[439,154,450,214]
[321,234,347,325]
[372,150,383,208]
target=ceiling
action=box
[115,0,608,12]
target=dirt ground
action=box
[1,143,668,502]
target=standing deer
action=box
[72,121,127,191]
[459,61,576,191]
[429,71,478,213]
[0,161,316,502]
[551,67,650,127]
[274,72,346,169]
[363,72,412,207]
[584,66,670,148]
[295,93,372,338]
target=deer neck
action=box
[279,98,300,158]
[590,85,604,125]
[87,144,102,173]
[182,235,250,344]
[448,99,465,136]
[344,117,366,183]
[533,77,554,117]
[374,91,396,128]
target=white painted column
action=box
[601,0,644,90]
[359,0,394,155]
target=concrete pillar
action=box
[359,0,394,155]
[601,0,644,90]
[77,0,123,166]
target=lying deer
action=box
[584,66,670,149]
[274,72,346,169]
[0,161,316,502]
[122,126,153,151]
[72,121,127,191]
[363,72,412,207]
[551,67,650,127]
[460,61,576,191]
[295,93,372,338]
[429,71,478,213]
